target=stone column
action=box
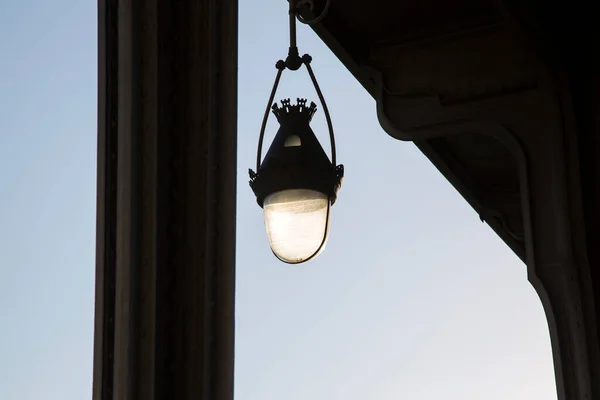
[93,0,237,399]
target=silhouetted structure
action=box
[94,1,236,399]
[94,1,599,399]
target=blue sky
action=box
[0,1,97,399]
[0,0,556,399]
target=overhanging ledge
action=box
[306,0,600,399]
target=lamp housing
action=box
[249,98,343,263]
[250,98,343,208]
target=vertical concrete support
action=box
[514,74,600,399]
[94,0,238,399]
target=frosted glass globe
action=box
[263,189,331,263]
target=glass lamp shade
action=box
[263,188,331,263]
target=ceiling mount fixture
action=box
[249,0,343,264]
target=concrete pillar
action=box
[93,0,237,399]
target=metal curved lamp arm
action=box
[302,55,337,166]
[295,0,332,25]
[256,61,285,172]
[255,56,338,170]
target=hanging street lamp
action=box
[249,0,343,264]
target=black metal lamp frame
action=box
[248,0,342,264]
[249,0,343,208]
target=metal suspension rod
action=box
[289,0,298,50]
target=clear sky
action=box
[0,0,557,399]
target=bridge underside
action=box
[304,0,600,398]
